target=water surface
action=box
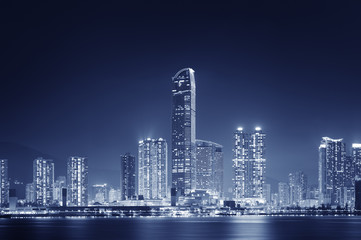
[1,216,361,240]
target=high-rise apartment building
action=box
[289,171,307,206]
[25,183,35,204]
[233,127,266,204]
[278,182,290,207]
[318,137,346,206]
[0,159,9,207]
[353,144,361,178]
[171,68,196,196]
[120,153,136,200]
[355,176,361,211]
[195,140,223,196]
[33,157,54,206]
[138,138,167,199]
[67,156,88,206]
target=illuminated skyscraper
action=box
[233,127,266,204]
[355,176,361,211]
[33,157,54,206]
[171,68,196,195]
[138,138,167,199]
[353,144,361,178]
[120,153,136,200]
[67,156,88,206]
[0,159,9,207]
[195,140,223,196]
[318,137,346,206]
[289,171,307,206]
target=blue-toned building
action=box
[233,127,266,205]
[0,159,9,207]
[120,153,136,200]
[171,68,196,196]
[67,156,88,206]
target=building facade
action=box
[195,140,223,196]
[138,138,167,199]
[53,176,66,206]
[120,153,136,200]
[278,182,290,207]
[289,171,307,206]
[33,157,54,206]
[25,183,35,204]
[355,176,361,211]
[318,137,346,206]
[0,159,9,207]
[353,144,361,179]
[67,156,88,206]
[233,127,266,204]
[171,68,196,195]
[92,184,108,204]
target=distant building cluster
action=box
[1,68,361,212]
[318,137,361,209]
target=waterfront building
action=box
[0,159,9,207]
[53,176,66,206]
[138,138,167,199]
[278,182,290,207]
[92,184,108,204]
[33,157,54,206]
[233,127,266,205]
[318,137,346,206]
[171,68,196,196]
[355,176,361,211]
[108,188,121,203]
[263,183,271,204]
[289,171,307,206]
[67,156,88,206]
[120,153,136,200]
[25,183,35,204]
[195,140,223,196]
[353,144,361,180]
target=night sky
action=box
[1,1,361,192]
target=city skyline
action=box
[2,2,361,240]
[2,1,361,196]
[2,66,361,194]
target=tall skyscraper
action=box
[353,144,361,178]
[195,140,223,196]
[355,176,361,211]
[120,153,136,200]
[33,157,54,206]
[67,156,88,206]
[171,68,196,196]
[233,127,266,204]
[138,138,167,199]
[318,137,346,206]
[0,159,9,207]
[289,171,307,206]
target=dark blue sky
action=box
[1,1,361,191]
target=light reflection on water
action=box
[0,216,361,240]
